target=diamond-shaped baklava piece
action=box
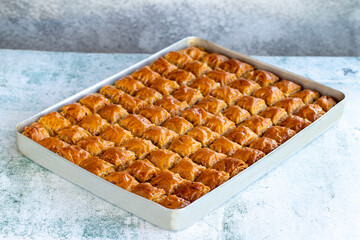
[228,78,261,96]
[156,95,188,116]
[291,89,320,104]
[118,93,148,114]
[148,149,180,170]
[131,66,161,86]
[160,195,190,209]
[204,113,235,135]
[249,137,278,154]
[119,114,152,137]
[172,86,203,106]
[219,59,254,78]
[205,69,236,86]
[57,125,91,144]
[60,102,92,124]
[169,135,201,157]
[126,160,159,182]
[101,147,136,170]
[104,171,139,191]
[38,137,69,153]
[99,124,133,147]
[100,85,124,104]
[279,115,311,132]
[139,105,171,126]
[171,157,206,181]
[236,96,267,115]
[263,126,296,144]
[183,61,212,78]
[115,76,145,95]
[181,106,213,126]
[183,46,208,61]
[78,113,110,135]
[189,75,221,96]
[79,156,115,177]
[226,125,258,146]
[131,183,165,202]
[296,104,325,122]
[273,97,305,114]
[315,96,336,112]
[259,107,288,125]
[274,80,302,97]
[121,137,157,159]
[196,168,229,190]
[22,122,50,142]
[222,106,251,125]
[150,57,177,77]
[167,69,196,86]
[150,170,185,195]
[196,96,227,114]
[134,87,162,104]
[241,115,273,136]
[57,145,91,165]
[98,103,128,124]
[210,136,242,156]
[212,157,248,178]
[173,181,210,202]
[231,147,265,166]
[253,86,285,106]
[142,126,178,148]
[186,126,220,146]
[149,77,180,95]
[77,136,114,156]
[79,93,110,113]
[211,86,242,106]
[190,148,226,168]
[38,112,72,136]
[164,51,193,68]
[201,53,229,69]
[162,116,193,135]
[247,70,279,87]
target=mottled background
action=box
[0,0,359,55]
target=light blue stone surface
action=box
[0,50,359,239]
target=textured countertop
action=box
[0,50,359,239]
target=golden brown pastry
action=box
[115,76,145,95]
[204,113,235,135]
[189,75,221,96]
[131,66,161,86]
[118,93,148,114]
[38,112,72,136]
[60,102,92,124]
[210,86,242,106]
[150,170,185,195]
[236,96,267,115]
[139,105,171,125]
[196,96,227,114]
[219,59,254,77]
[231,147,265,166]
[226,125,258,146]
[259,107,288,125]
[183,46,208,60]
[126,160,159,182]
[190,148,227,168]
[240,115,273,136]
[38,137,69,153]
[263,126,296,144]
[156,95,188,116]
[173,181,210,202]
[228,78,261,96]
[150,57,177,77]
[101,147,136,170]
[162,116,193,135]
[119,114,152,137]
[104,171,139,191]
[222,106,251,125]
[167,69,196,86]
[149,77,180,95]
[186,126,220,146]
[148,149,180,170]
[296,104,325,122]
[98,103,128,124]
[79,156,115,177]
[57,145,91,165]
[274,80,302,97]
[212,157,248,178]
[77,136,114,156]
[279,115,311,132]
[205,69,236,86]
[183,61,212,78]
[247,70,279,87]
[273,97,305,114]
[78,113,110,136]
[171,157,206,181]
[249,137,278,154]
[79,93,110,113]
[291,89,320,104]
[57,125,91,144]
[164,51,193,68]
[210,136,242,156]
[314,96,336,112]
[253,86,285,106]
[134,87,162,104]
[121,137,157,159]
[99,124,133,147]
[100,85,124,104]
[172,86,203,106]
[131,183,165,201]
[196,168,229,190]
[169,135,201,157]
[160,195,190,209]
[181,106,213,126]
[201,53,229,69]
[22,122,50,142]
[142,125,178,149]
